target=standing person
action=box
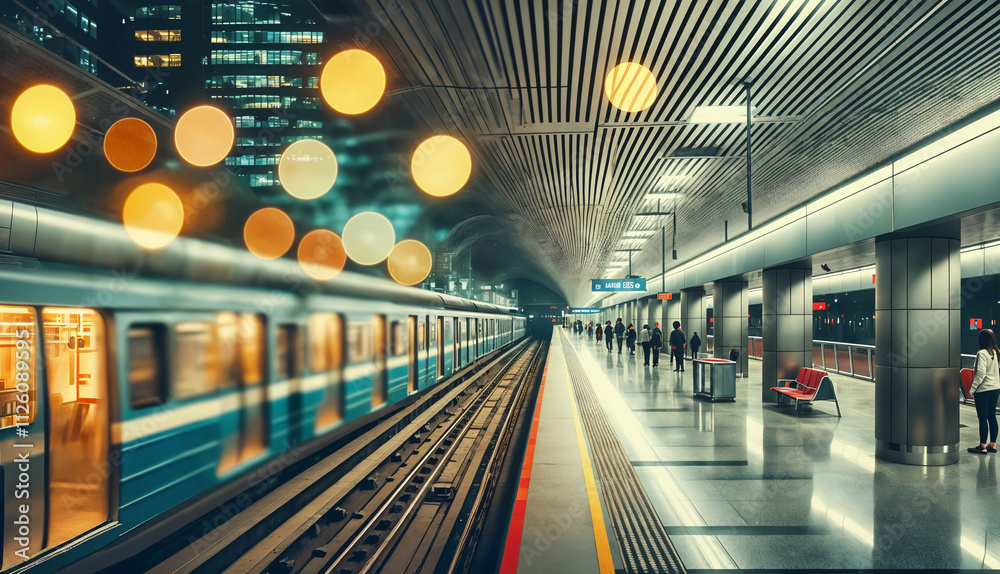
[614,318,626,354]
[969,329,1000,454]
[670,321,687,372]
[588,323,594,339]
[639,324,652,365]
[626,323,637,355]
[596,322,603,345]
[690,331,702,360]
[650,323,663,367]
[604,321,614,353]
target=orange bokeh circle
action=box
[105,118,157,172]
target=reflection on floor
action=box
[562,329,1000,571]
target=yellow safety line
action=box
[558,334,616,574]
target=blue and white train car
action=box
[0,202,525,573]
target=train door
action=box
[41,308,111,550]
[276,324,303,445]
[454,318,462,369]
[408,316,418,393]
[0,306,42,569]
[436,317,445,378]
[465,318,472,365]
[372,315,387,407]
[312,313,344,431]
[216,312,269,473]
[420,316,429,388]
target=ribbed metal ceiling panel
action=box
[328,0,1000,304]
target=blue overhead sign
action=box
[591,278,647,292]
[571,308,602,314]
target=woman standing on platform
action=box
[969,329,1000,454]
[626,323,637,355]
[595,322,602,344]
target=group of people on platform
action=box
[576,318,701,371]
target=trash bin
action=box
[692,358,737,401]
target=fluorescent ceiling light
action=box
[690,105,755,123]
[623,230,656,237]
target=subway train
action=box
[0,199,525,573]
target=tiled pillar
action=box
[636,297,649,329]
[762,264,813,401]
[646,300,661,329]
[874,222,961,466]
[681,287,707,359]
[712,276,749,376]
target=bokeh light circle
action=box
[321,49,386,115]
[297,229,347,281]
[244,208,295,259]
[11,85,76,153]
[278,139,338,200]
[387,240,432,286]
[411,135,472,197]
[343,212,395,265]
[104,118,157,172]
[123,183,184,249]
[174,106,234,166]
[604,62,658,112]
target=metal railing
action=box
[724,335,978,382]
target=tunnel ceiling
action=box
[319,0,1000,305]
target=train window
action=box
[127,325,166,408]
[347,323,373,363]
[42,307,111,547]
[391,321,408,356]
[308,313,343,373]
[239,314,264,384]
[214,312,241,390]
[173,322,218,399]
[43,308,108,406]
[0,306,37,428]
[429,320,436,344]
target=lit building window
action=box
[134,54,182,67]
[211,30,324,43]
[211,2,281,25]
[132,5,182,20]
[135,30,182,41]
[206,75,315,89]
[210,50,322,66]
[296,120,322,128]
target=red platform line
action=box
[498,358,549,574]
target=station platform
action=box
[504,329,1000,572]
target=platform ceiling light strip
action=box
[12,85,75,153]
[689,105,756,124]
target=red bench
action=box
[960,368,975,404]
[769,367,841,417]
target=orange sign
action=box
[657,292,673,300]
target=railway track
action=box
[115,337,545,574]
